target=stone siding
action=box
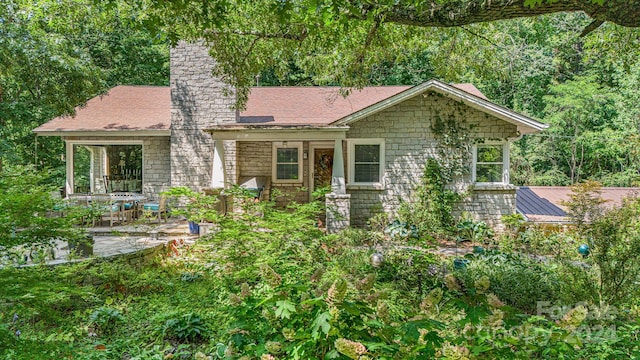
[143,137,172,198]
[326,193,351,233]
[456,185,516,230]
[346,92,519,227]
[170,41,237,191]
[63,136,171,199]
[236,141,309,205]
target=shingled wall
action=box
[346,92,519,228]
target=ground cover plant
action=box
[2,186,640,359]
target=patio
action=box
[4,220,197,268]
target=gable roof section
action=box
[33,86,171,136]
[332,79,548,135]
[239,86,409,125]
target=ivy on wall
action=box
[430,102,476,182]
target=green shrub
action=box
[456,251,562,313]
[162,186,222,223]
[397,158,459,240]
[0,165,83,256]
[163,313,208,342]
[587,196,640,305]
[455,217,494,244]
[89,307,123,336]
[376,248,440,299]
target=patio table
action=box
[109,193,146,223]
[65,193,146,224]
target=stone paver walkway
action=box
[3,221,197,267]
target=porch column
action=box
[326,139,350,233]
[211,140,226,189]
[65,141,73,195]
[331,139,346,194]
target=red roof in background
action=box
[33,83,488,133]
[517,186,640,223]
[33,86,171,133]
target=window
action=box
[473,143,508,183]
[272,142,303,182]
[349,139,384,184]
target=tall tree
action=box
[0,0,168,174]
[136,0,640,106]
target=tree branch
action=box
[354,17,382,66]
[205,29,308,41]
[375,0,640,29]
[580,19,604,37]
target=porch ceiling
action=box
[206,125,348,141]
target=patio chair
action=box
[66,193,90,225]
[142,195,168,223]
[91,194,121,227]
[110,192,139,223]
[48,191,65,218]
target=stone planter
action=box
[188,221,200,235]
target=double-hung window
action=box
[272,142,303,183]
[349,139,384,184]
[473,142,509,184]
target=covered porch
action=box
[207,125,351,233]
[65,140,143,195]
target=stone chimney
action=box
[170,41,237,191]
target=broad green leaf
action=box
[311,311,331,339]
[275,299,297,319]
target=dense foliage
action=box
[0,165,83,260]
[0,0,168,177]
[2,2,639,187]
[2,190,640,359]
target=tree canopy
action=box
[136,0,640,105]
[1,0,639,186]
[0,0,168,172]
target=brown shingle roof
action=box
[239,86,409,125]
[33,83,488,133]
[33,86,170,133]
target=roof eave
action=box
[205,125,349,141]
[33,129,171,137]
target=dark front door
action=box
[313,148,334,195]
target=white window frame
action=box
[348,139,385,185]
[272,141,303,183]
[472,141,510,184]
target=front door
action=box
[311,147,334,198]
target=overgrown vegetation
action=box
[2,187,640,359]
[0,165,87,264]
[397,159,460,240]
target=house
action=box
[34,42,548,232]
[516,186,640,224]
